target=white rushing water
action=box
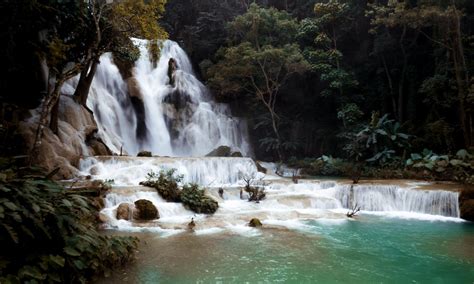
[65,39,251,157]
[81,157,462,236]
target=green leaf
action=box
[422,149,432,157]
[4,201,18,211]
[49,255,65,267]
[411,153,422,160]
[62,199,73,207]
[73,259,86,270]
[20,266,46,280]
[63,247,81,257]
[456,149,469,160]
[450,159,464,166]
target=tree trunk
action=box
[398,25,408,122]
[30,78,65,164]
[382,56,398,118]
[49,98,59,134]
[450,5,471,148]
[30,64,81,165]
[74,58,99,106]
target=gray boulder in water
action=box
[206,146,232,157]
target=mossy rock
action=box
[133,199,159,220]
[206,146,231,157]
[140,180,181,202]
[231,151,243,157]
[137,151,152,157]
[249,218,262,227]
[181,184,218,214]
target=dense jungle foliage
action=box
[163,0,474,171]
[0,159,138,283]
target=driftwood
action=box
[346,203,361,218]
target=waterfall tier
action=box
[81,156,461,235]
[64,39,251,157]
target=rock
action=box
[206,146,231,157]
[133,199,159,220]
[460,188,474,222]
[231,151,243,157]
[168,58,177,86]
[92,197,105,210]
[460,200,474,222]
[89,166,99,176]
[98,213,110,224]
[249,218,263,227]
[256,161,267,174]
[137,151,152,157]
[116,203,134,221]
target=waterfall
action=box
[334,184,460,217]
[80,156,260,187]
[74,39,251,157]
[81,157,459,228]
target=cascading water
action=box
[81,39,251,157]
[80,156,463,235]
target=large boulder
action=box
[460,188,474,222]
[206,146,231,157]
[249,218,263,227]
[133,199,159,220]
[116,203,134,221]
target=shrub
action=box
[140,169,183,202]
[181,184,218,214]
[140,170,219,214]
[0,165,138,283]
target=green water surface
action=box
[100,216,474,283]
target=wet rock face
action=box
[249,218,263,227]
[206,146,231,157]
[168,58,177,86]
[116,203,134,221]
[460,189,474,222]
[133,199,159,220]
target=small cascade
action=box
[80,156,260,187]
[334,184,460,217]
[85,156,462,235]
[77,39,251,157]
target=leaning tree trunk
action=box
[74,58,99,106]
